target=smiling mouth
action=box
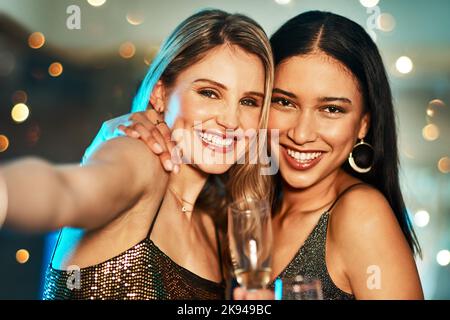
[286,148,323,162]
[282,146,325,170]
[195,130,236,153]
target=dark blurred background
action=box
[0,0,449,299]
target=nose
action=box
[216,103,240,130]
[287,110,318,145]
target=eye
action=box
[322,105,345,114]
[240,98,260,107]
[271,97,294,108]
[198,89,219,99]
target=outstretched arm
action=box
[1,136,166,232]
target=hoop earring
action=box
[348,138,374,173]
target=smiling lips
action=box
[196,130,236,153]
[283,146,324,170]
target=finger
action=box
[149,128,177,162]
[144,109,162,123]
[129,113,156,130]
[233,288,246,300]
[132,123,152,142]
[158,151,175,172]
[132,128,164,155]
[247,289,274,300]
[152,119,180,166]
[119,125,140,138]
[129,112,151,124]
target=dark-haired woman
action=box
[109,11,423,300]
[261,10,422,299]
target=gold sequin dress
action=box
[43,201,226,300]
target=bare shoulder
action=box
[86,136,168,189]
[327,184,423,299]
[329,184,398,239]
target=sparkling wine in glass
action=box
[228,198,273,290]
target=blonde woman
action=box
[0,9,273,299]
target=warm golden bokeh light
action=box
[48,62,63,77]
[359,0,379,8]
[274,0,291,5]
[12,90,28,104]
[422,123,439,141]
[28,32,45,49]
[377,13,396,32]
[87,0,107,7]
[0,135,9,152]
[144,46,159,66]
[437,250,450,266]
[119,42,136,59]
[126,12,144,26]
[11,103,30,123]
[414,210,430,228]
[438,157,450,174]
[426,99,446,118]
[396,56,413,74]
[26,124,41,146]
[16,249,30,264]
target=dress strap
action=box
[326,183,366,213]
[49,229,63,268]
[147,197,165,238]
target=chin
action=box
[196,163,233,175]
[281,172,317,189]
[279,161,321,190]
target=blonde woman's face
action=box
[164,44,265,174]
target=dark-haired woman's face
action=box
[268,53,369,189]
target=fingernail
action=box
[164,160,173,171]
[131,130,140,138]
[153,143,163,153]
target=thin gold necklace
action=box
[167,186,194,214]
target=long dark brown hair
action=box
[270,11,421,257]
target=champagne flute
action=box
[228,198,273,291]
[274,275,323,300]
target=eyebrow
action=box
[272,88,297,99]
[193,79,227,90]
[319,96,352,104]
[273,88,352,104]
[194,79,264,98]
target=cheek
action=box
[318,119,358,153]
[169,93,214,124]
[239,109,261,131]
[268,109,293,137]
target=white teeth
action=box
[286,148,322,162]
[198,131,234,148]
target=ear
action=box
[149,80,167,113]
[358,113,370,139]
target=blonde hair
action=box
[132,9,274,278]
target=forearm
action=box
[1,137,164,232]
[1,157,75,232]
